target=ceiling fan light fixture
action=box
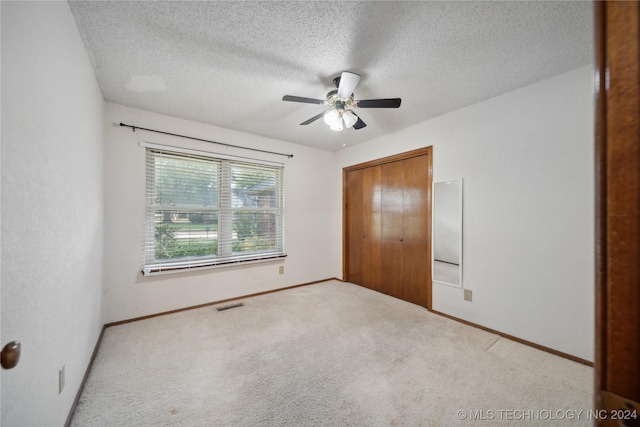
[330,118,344,131]
[324,109,344,131]
[343,110,358,128]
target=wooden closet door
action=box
[346,166,382,291]
[344,147,432,310]
[346,168,365,286]
[380,155,430,306]
[381,160,405,298]
[402,154,430,307]
[361,166,382,292]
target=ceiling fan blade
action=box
[353,116,367,130]
[282,95,325,105]
[357,98,402,108]
[337,72,361,99]
[300,111,326,125]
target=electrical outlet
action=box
[279,266,284,275]
[59,365,65,394]
[464,289,472,302]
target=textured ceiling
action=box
[69,1,593,151]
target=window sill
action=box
[142,254,287,276]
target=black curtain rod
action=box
[119,122,294,159]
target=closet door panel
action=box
[381,160,405,298]
[402,155,430,307]
[362,165,382,292]
[346,168,365,286]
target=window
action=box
[143,148,284,274]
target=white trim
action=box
[142,254,287,276]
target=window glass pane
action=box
[232,211,278,253]
[155,154,219,208]
[231,164,278,209]
[154,209,218,260]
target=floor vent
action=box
[216,303,244,312]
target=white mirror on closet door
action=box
[432,178,462,288]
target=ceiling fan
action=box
[282,71,401,131]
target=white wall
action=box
[335,66,595,361]
[1,2,105,425]
[103,103,337,323]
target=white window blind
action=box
[143,148,285,275]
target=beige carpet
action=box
[71,280,593,426]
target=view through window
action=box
[143,149,284,274]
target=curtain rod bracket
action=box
[119,122,137,133]
[119,122,293,159]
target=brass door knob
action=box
[1,341,21,369]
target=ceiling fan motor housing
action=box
[326,89,355,110]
